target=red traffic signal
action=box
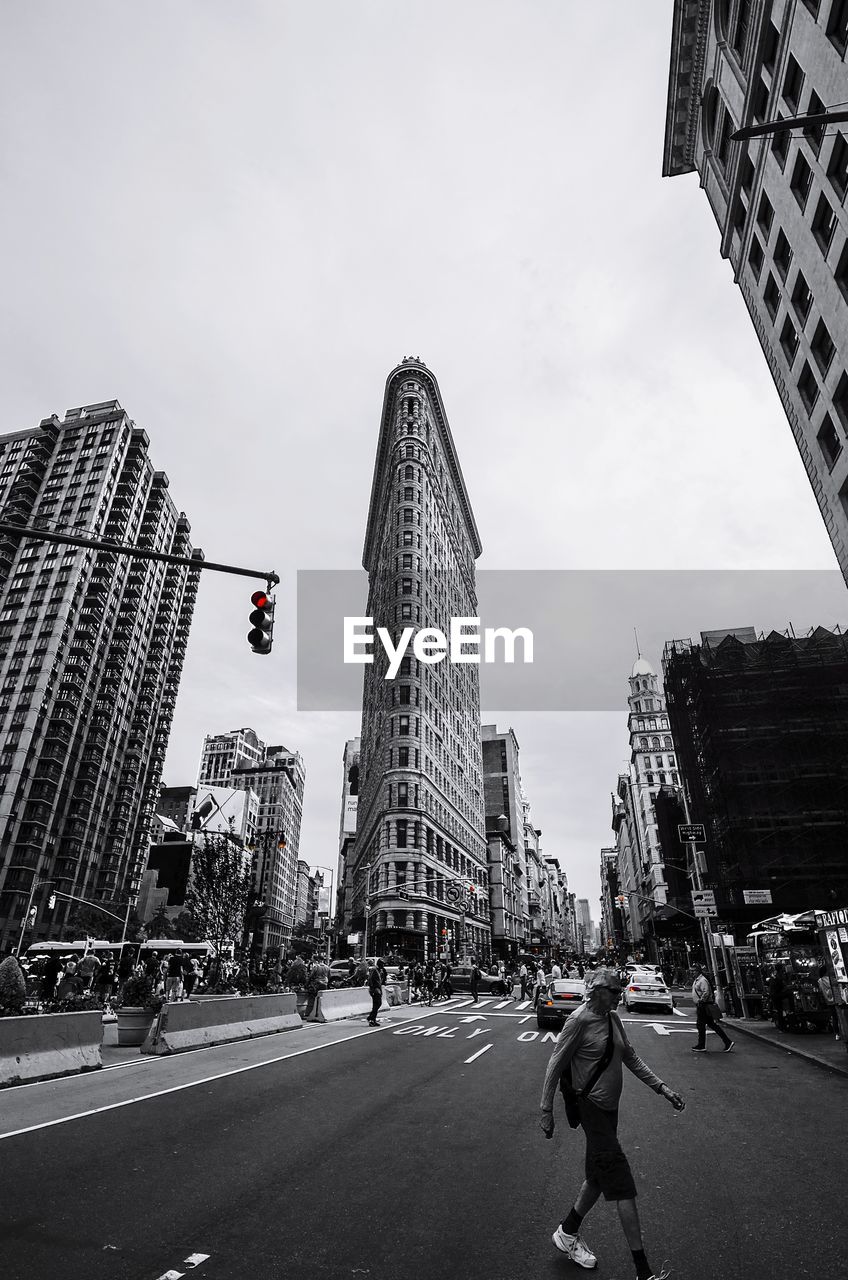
[248,590,275,654]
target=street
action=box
[1,999,844,1280]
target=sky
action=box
[1,2,845,917]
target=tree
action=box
[63,899,142,943]
[184,833,253,972]
[145,905,176,939]
[172,909,203,942]
[0,955,27,1015]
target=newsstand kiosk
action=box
[816,907,848,1054]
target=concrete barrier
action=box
[0,1011,103,1087]
[309,986,397,1023]
[141,993,302,1055]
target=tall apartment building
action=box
[481,724,527,956]
[350,358,489,964]
[197,727,266,787]
[0,401,200,951]
[664,0,848,577]
[230,744,305,954]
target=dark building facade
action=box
[351,358,490,964]
[0,401,200,951]
[662,625,848,931]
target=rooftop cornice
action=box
[362,359,483,570]
[662,0,712,178]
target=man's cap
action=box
[586,967,622,992]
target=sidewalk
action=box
[725,1015,848,1077]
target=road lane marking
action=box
[184,1257,210,1268]
[516,1000,532,1009]
[673,1007,689,1017]
[459,1015,488,1022]
[0,1023,410,1142]
[464,1044,493,1062]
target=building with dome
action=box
[608,652,682,959]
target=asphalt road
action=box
[2,997,845,1280]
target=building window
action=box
[397,782,409,805]
[827,133,848,200]
[398,715,410,735]
[791,270,812,324]
[797,361,820,414]
[780,315,800,365]
[826,0,848,55]
[773,229,792,279]
[748,236,765,279]
[731,0,751,58]
[399,684,411,704]
[800,0,821,18]
[834,372,848,432]
[763,272,781,319]
[812,193,838,255]
[756,192,774,238]
[817,414,842,470]
[751,77,769,124]
[771,116,790,169]
[835,240,848,304]
[739,152,755,196]
[789,152,813,208]
[715,110,732,173]
[803,90,826,155]
[811,318,836,375]
[396,819,408,848]
[398,746,409,767]
[762,22,779,73]
[782,55,804,113]
[401,577,412,594]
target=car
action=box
[537,979,586,1029]
[328,960,355,987]
[447,966,512,996]
[622,970,674,1014]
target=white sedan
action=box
[622,969,674,1014]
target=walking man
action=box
[691,963,734,1053]
[367,959,383,1026]
[519,962,529,1000]
[539,968,683,1280]
[470,959,482,1003]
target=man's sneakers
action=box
[552,1226,597,1269]
[724,1040,735,1053]
[690,1046,707,1052]
[646,1265,672,1279]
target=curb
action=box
[726,1018,848,1078]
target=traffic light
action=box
[48,893,56,909]
[28,906,37,926]
[247,590,275,654]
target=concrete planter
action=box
[116,1006,157,1046]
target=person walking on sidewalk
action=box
[691,963,734,1053]
[539,968,683,1280]
[367,960,383,1026]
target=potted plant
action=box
[116,973,164,1046]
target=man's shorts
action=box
[577,1098,637,1201]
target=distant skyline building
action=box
[350,358,489,963]
[664,0,848,579]
[335,737,360,952]
[0,400,200,952]
[197,727,266,788]
[230,743,305,954]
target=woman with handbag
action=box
[691,963,735,1052]
[539,968,684,1280]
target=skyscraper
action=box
[197,727,266,787]
[0,400,200,950]
[351,358,489,963]
[663,1,848,578]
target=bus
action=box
[746,911,829,1031]
[26,938,214,974]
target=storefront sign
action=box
[743,889,772,904]
[815,907,848,929]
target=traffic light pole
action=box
[0,521,279,588]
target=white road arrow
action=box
[647,1023,698,1035]
[459,1015,489,1023]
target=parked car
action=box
[448,966,511,996]
[622,969,674,1014]
[328,960,356,987]
[536,978,585,1029]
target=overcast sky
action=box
[2,3,845,916]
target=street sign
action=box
[678,824,706,842]
[691,889,716,908]
[743,889,772,905]
[445,883,462,905]
[694,904,718,919]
